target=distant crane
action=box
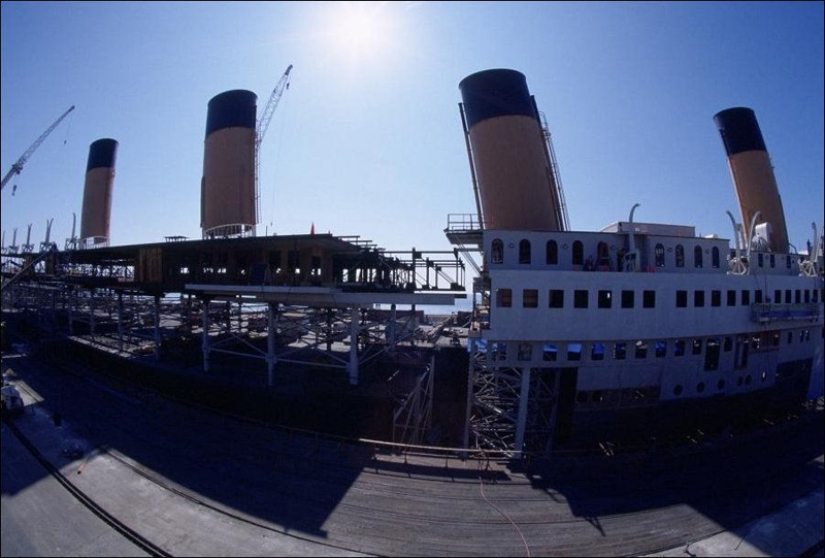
[255,65,292,223]
[1,105,76,192]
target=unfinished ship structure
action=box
[2,67,823,457]
[447,69,823,456]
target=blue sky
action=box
[2,2,823,269]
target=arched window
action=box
[519,239,531,264]
[655,243,665,267]
[597,242,610,269]
[572,241,584,266]
[675,245,685,268]
[491,239,503,264]
[545,240,558,265]
[694,245,703,268]
[711,247,720,268]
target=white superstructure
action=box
[460,222,822,455]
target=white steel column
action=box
[514,366,532,456]
[348,307,359,385]
[68,289,74,335]
[153,294,161,360]
[463,338,476,450]
[388,303,397,350]
[89,288,96,334]
[267,302,278,387]
[117,292,124,352]
[201,299,210,372]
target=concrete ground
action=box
[2,349,823,557]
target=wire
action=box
[477,459,531,557]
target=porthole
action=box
[760,371,767,382]
[717,379,725,390]
[736,376,743,387]
[746,375,752,385]
[673,385,683,396]
[697,382,706,393]
[576,391,588,404]
[592,390,603,403]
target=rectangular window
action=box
[711,290,721,307]
[704,338,721,371]
[517,342,533,361]
[795,290,801,304]
[591,342,605,361]
[805,290,810,303]
[494,342,507,361]
[692,338,703,355]
[676,290,688,308]
[496,288,512,308]
[598,290,612,309]
[755,290,763,303]
[567,343,582,361]
[548,289,564,308]
[613,342,627,360]
[574,290,589,309]
[785,290,792,304]
[734,335,749,369]
[741,290,750,305]
[655,340,667,358]
[694,290,705,307]
[727,290,736,306]
[635,340,648,359]
[543,344,558,361]
[724,336,733,351]
[621,290,634,308]
[774,290,781,304]
[522,289,538,308]
[674,339,686,356]
[643,290,656,308]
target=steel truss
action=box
[464,340,560,459]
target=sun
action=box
[329,2,392,60]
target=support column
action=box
[348,307,360,386]
[463,338,476,451]
[117,292,124,352]
[326,308,333,352]
[68,288,74,335]
[267,302,278,387]
[514,366,532,457]
[153,294,161,360]
[89,288,96,334]
[201,299,210,372]
[388,303,397,350]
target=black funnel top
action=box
[714,107,767,156]
[206,90,257,137]
[86,138,118,172]
[459,69,537,128]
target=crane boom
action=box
[256,65,292,149]
[254,64,292,224]
[1,105,75,191]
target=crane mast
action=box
[255,65,292,224]
[2,105,75,191]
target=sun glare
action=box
[330,2,392,61]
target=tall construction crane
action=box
[1,105,76,192]
[254,65,292,222]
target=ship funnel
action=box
[80,138,118,249]
[459,69,564,231]
[713,107,788,253]
[201,89,257,239]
